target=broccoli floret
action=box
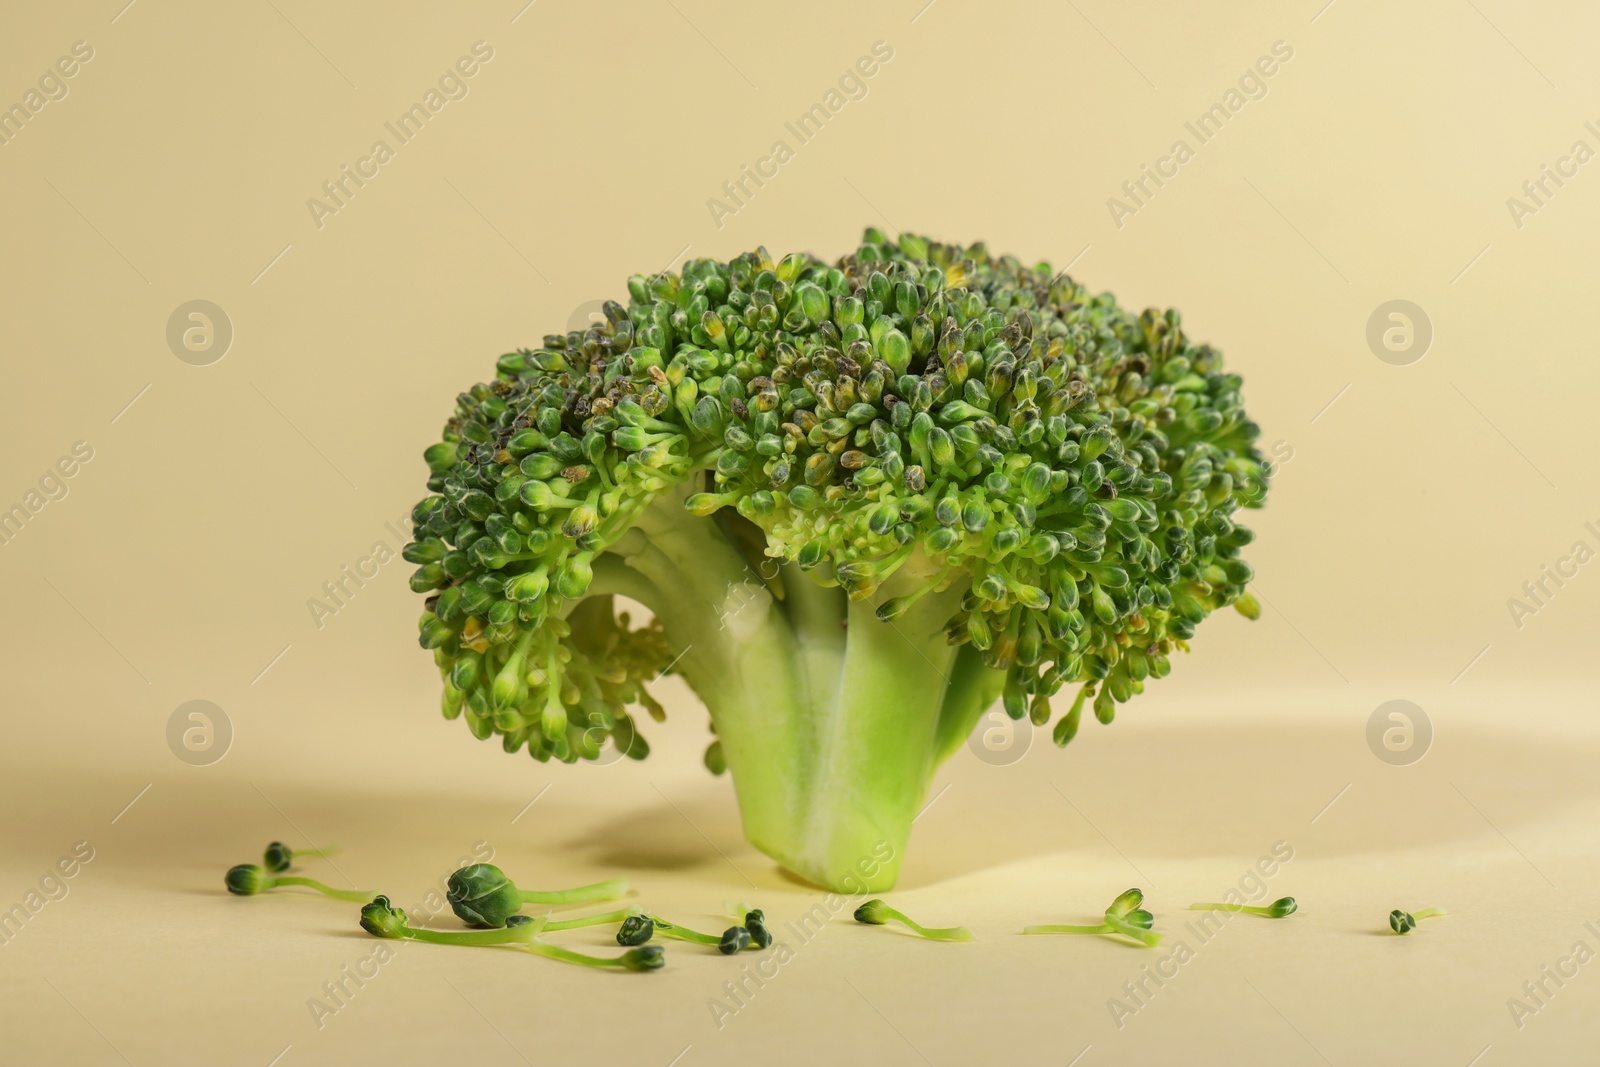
[405,229,1268,892]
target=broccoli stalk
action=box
[612,493,991,888]
[405,231,1268,892]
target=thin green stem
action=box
[857,900,973,942]
[522,940,639,969]
[517,878,630,905]
[645,916,722,946]
[394,924,539,947]
[1024,923,1118,935]
[1412,908,1447,920]
[268,876,373,902]
[1103,914,1163,947]
[1023,917,1162,948]
[542,907,640,932]
[884,906,973,943]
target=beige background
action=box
[3,0,1599,1064]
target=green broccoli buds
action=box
[407,229,1269,893]
[744,910,773,949]
[360,896,661,971]
[1190,897,1297,918]
[446,863,629,927]
[1024,887,1163,947]
[225,863,373,902]
[853,899,973,942]
[719,926,752,954]
[263,841,336,874]
[1389,907,1446,934]
[722,903,773,947]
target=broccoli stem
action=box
[516,879,630,906]
[264,876,373,902]
[601,486,1003,892]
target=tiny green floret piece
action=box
[720,926,752,954]
[1190,896,1296,918]
[225,863,373,902]
[1024,887,1162,947]
[744,911,773,949]
[853,899,973,942]
[1389,907,1446,934]
[262,841,337,874]
[359,896,661,971]
[722,902,774,947]
[404,231,1271,893]
[446,863,629,927]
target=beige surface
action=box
[3,1,1599,1064]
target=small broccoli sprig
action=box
[616,913,765,955]
[719,903,775,948]
[1389,907,1446,934]
[853,899,973,942]
[1024,887,1162,947]
[1190,896,1296,918]
[263,841,336,873]
[225,863,373,902]
[736,906,773,948]
[446,863,629,927]
[359,896,662,971]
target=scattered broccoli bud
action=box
[225,863,373,902]
[723,902,773,947]
[1024,888,1163,947]
[719,926,752,954]
[745,913,773,948]
[359,895,411,937]
[1389,907,1446,934]
[853,899,973,942]
[1190,897,1297,918]
[446,863,629,927]
[617,915,655,946]
[407,230,1270,892]
[359,895,659,971]
[262,841,337,874]
[1106,887,1144,918]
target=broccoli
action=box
[405,229,1268,892]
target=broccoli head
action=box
[405,229,1267,892]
